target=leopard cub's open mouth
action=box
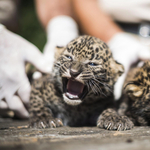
[62,77,88,105]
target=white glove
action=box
[99,0,150,23]
[108,32,150,100]
[44,16,78,69]
[33,15,79,79]
[0,24,51,118]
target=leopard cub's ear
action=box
[109,58,124,82]
[55,46,65,60]
[124,82,143,100]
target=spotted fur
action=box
[29,35,133,130]
[118,61,150,126]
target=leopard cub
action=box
[119,61,150,126]
[29,35,133,130]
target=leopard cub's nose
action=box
[70,69,80,78]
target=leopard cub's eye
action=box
[88,62,98,66]
[65,55,72,60]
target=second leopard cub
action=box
[29,35,133,130]
[119,61,150,126]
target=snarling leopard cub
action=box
[29,35,133,130]
[119,61,150,126]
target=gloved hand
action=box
[33,15,79,79]
[0,24,51,118]
[108,32,150,100]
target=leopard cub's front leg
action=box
[29,77,63,129]
[29,103,63,129]
[97,108,134,130]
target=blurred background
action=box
[0,0,46,51]
[19,0,46,51]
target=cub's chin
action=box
[62,77,88,106]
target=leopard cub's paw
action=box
[29,117,63,129]
[97,109,134,131]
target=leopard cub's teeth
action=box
[66,92,79,99]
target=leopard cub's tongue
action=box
[67,79,84,96]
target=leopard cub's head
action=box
[54,35,124,106]
[125,61,150,102]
